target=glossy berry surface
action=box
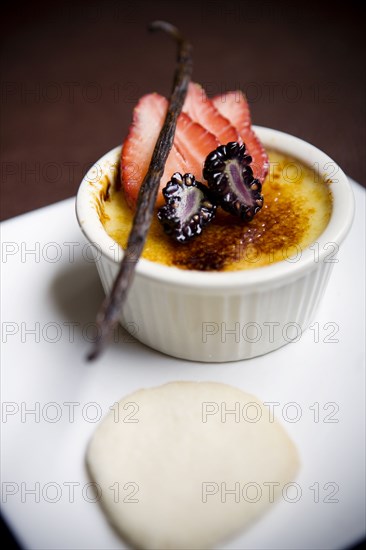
[203,142,264,221]
[157,173,217,243]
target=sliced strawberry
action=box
[212,91,269,182]
[121,93,219,208]
[212,91,252,129]
[121,93,187,208]
[183,82,240,144]
[175,112,220,181]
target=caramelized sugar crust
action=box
[100,150,332,271]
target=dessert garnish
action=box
[157,141,263,242]
[157,173,217,242]
[203,141,264,221]
[182,82,240,143]
[121,92,218,209]
[121,83,270,210]
[88,21,193,360]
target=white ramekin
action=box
[76,127,354,362]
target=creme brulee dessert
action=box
[101,149,332,271]
[77,26,353,366]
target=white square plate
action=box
[1,180,365,549]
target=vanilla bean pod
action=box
[88,21,193,360]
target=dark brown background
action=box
[1,0,365,221]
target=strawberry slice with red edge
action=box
[175,112,219,182]
[121,94,188,209]
[183,82,240,144]
[121,93,219,208]
[212,91,269,182]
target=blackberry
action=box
[203,142,264,221]
[157,173,216,243]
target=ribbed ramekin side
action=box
[94,256,334,362]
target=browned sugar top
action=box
[101,150,332,271]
